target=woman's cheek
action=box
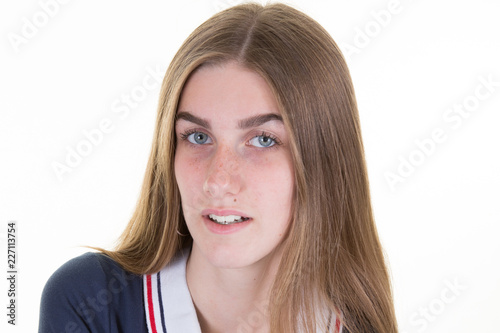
[176,153,202,191]
[186,157,205,187]
[246,153,290,188]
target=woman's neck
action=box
[186,244,283,333]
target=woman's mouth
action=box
[208,214,251,225]
[201,210,253,234]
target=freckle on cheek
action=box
[189,158,200,168]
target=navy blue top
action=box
[38,252,147,333]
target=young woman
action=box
[39,3,397,332]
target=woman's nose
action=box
[203,146,242,198]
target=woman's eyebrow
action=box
[238,113,283,129]
[176,112,211,129]
[175,111,283,129]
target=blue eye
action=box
[186,132,212,145]
[249,134,276,148]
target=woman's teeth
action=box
[208,214,249,225]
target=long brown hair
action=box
[99,3,397,332]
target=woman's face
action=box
[174,61,294,269]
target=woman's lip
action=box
[202,215,252,235]
[201,209,250,218]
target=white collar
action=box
[143,247,343,332]
[143,247,201,333]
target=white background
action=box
[1,0,499,332]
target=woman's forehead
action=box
[176,61,281,120]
